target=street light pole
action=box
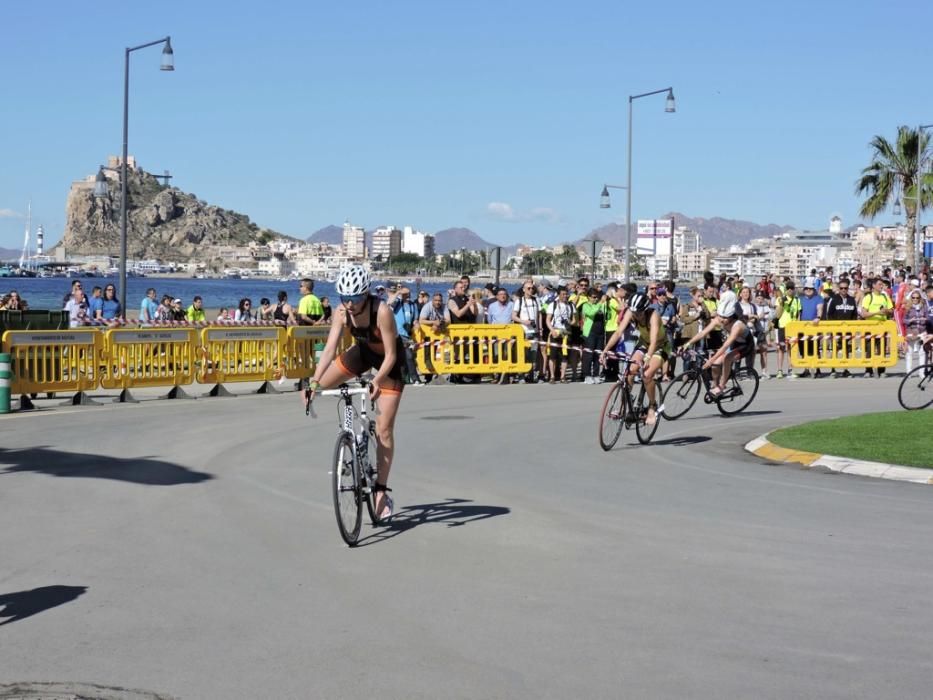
[623,87,675,284]
[118,36,174,315]
[916,124,933,270]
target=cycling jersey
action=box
[335,295,406,392]
[634,308,672,359]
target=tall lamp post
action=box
[600,88,675,283]
[115,36,174,314]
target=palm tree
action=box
[856,125,933,270]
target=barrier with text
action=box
[412,324,530,375]
[786,320,900,369]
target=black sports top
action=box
[345,296,385,348]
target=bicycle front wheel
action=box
[332,432,362,546]
[717,367,760,416]
[634,384,660,444]
[898,365,933,410]
[661,370,700,420]
[598,382,627,451]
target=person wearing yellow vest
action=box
[859,276,894,377]
[186,295,206,323]
[774,282,800,378]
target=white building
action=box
[371,226,402,261]
[673,226,701,255]
[258,258,295,276]
[402,226,436,258]
[342,222,366,259]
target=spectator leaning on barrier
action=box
[795,277,824,378]
[547,285,575,383]
[101,285,120,320]
[171,298,185,321]
[297,278,324,325]
[904,288,927,372]
[140,288,158,323]
[65,288,89,328]
[389,286,421,384]
[187,296,206,323]
[859,277,894,378]
[823,278,858,378]
[156,294,173,322]
[486,287,515,384]
[87,286,103,321]
[773,282,800,379]
[512,279,541,383]
[62,280,82,308]
[257,298,274,321]
[274,291,293,324]
[580,287,607,383]
[235,298,254,322]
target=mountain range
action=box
[0,246,20,262]
[307,213,800,254]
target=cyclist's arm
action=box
[603,309,633,354]
[683,318,720,348]
[644,313,661,360]
[310,310,348,386]
[373,303,399,387]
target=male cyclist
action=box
[681,299,753,397]
[303,265,404,522]
[601,293,669,426]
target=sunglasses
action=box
[340,293,367,305]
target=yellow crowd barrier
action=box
[1,329,103,405]
[283,326,352,380]
[198,327,283,394]
[412,323,530,375]
[100,328,198,401]
[786,320,899,369]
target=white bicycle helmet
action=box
[717,299,740,319]
[627,293,650,313]
[335,265,371,296]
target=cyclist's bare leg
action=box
[301,362,354,407]
[373,389,402,519]
[720,354,736,388]
[643,354,664,425]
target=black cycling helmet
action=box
[628,293,650,313]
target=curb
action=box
[744,433,933,485]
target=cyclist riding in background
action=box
[601,292,670,426]
[303,264,404,521]
[681,299,754,397]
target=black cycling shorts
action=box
[335,342,405,394]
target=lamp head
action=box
[160,37,174,71]
[600,185,611,209]
[665,89,676,113]
[93,168,110,198]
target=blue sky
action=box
[3,0,933,251]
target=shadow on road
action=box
[651,435,713,447]
[355,498,510,547]
[0,447,213,486]
[0,585,87,626]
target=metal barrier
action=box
[412,324,530,375]
[101,328,198,402]
[1,329,104,407]
[283,326,351,380]
[197,326,284,396]
[786,320,900,369]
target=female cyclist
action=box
[682,299,753,396]
[303,265,405,522]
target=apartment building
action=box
[371,226,402,261]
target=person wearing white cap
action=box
[796,278,824,378]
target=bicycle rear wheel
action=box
[717,367,760,416]
[660,370,700,420]
[898,364,933,410]
[634,384,660,444]
[598,382,627,451]
[332,432,362,546]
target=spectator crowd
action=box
[7,264,933,385]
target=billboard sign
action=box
[636,219,673,256]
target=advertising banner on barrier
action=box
[412,323,530,375]
[785,320,899,369]
[198,327,284,385]
[1,329,102,396]
[100,328,197,392]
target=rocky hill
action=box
[576,214,796,250]
[57,165,292,260]
[306,225,343,245]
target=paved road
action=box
[2,375,932,699]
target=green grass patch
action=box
[770,410,933,468]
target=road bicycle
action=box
[598,354,661,450]
[661,348,760,420]
[307,379,379,546]
[898,361,933,410]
